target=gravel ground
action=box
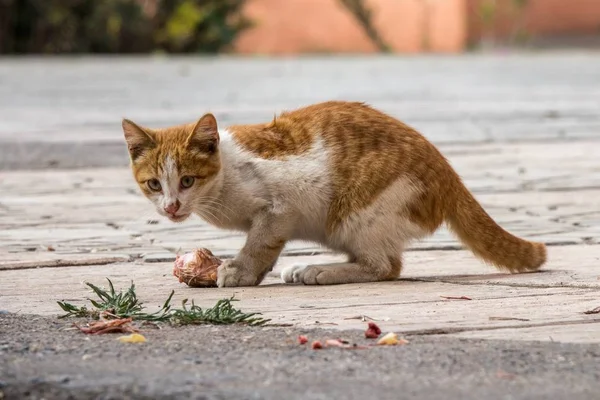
[1,313,599,400]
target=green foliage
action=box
[85,0,153,53]
[57,301,99,319]
[171,298,269,326]
[57,278,172,321]
[155,0,252,53]
[57,278,270,326]
[0,0,250,54]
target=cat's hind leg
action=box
[282,193,428,285]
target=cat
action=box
[122,101,547,287]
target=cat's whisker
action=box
[201,204,231,223]
[200,205,232,221]
[199,197,236,215]
[194,201,221,220]
[197,198,234,221]
[198,207,220,223]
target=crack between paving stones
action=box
[402,277,600,290]
[0,257,131,271]
[5,241,594,268]
[281,289,599,313]
[403,317,600,337]
[465,185,600,195]
[406,240,586,252]
[278,241,592,258]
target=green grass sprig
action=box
[57,278,269,326]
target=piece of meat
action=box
[172,248,222,287]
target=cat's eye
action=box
[180,176,195,189]
[147,179,162,192]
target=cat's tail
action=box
[445,178,546,273]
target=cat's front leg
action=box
[217,211,290,287]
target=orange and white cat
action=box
[122,101,546,287]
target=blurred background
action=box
[1,0,600,171]
[1,0,600,55]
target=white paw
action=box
[280,263,309,284]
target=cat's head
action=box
[122,114,221,223]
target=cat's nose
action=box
[164,201,181,215]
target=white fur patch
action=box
[253,138,332,242]
[218,128,233,143]
[281,263,309,284]
[214,135,332,238]
[329,177,426,256]
[160,155,180,209]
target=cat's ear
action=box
[122,119,155,161]
[187,113,219,154]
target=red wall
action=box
[234,0,467,54]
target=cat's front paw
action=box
[216,259,259,287]
[280,263,309,284]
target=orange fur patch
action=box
[227,117,316,159]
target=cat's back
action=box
[226,100,431,159]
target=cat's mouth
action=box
[167,213,190,223]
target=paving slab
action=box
[0,253,130,271]
[1,137,600,343]
[1,55,600,153]
[2,246,599,342]
[1,140,599,261]
[445,322,600,343]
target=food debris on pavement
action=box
[377,332,408,346]
[74,318,138,335]
[301,323,408,350]
[311,340,323,350]
[365,322,382,339]
[298,335,308,344]
[172,248,221,287]
[118,333,147,343]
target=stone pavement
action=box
[1,54,600,344]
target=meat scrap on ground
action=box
[173,248,221,287]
